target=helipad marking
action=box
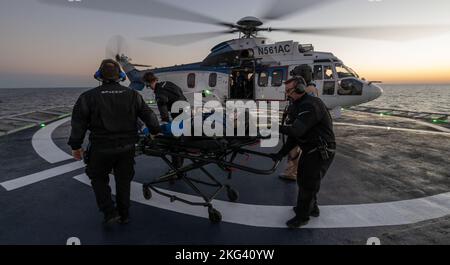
[32,117,72,163]
[74,174,450,229]
[413,119,450,133]
[334,122,450,136]
[16,114,450,228]
[0,161,84,191]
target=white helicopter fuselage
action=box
[129,38,383,111]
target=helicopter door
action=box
[255,67,286,101]
[313,64,339,107]
[229,69,255,100]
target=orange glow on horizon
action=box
[357,68,450,84]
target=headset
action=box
[94,59,127,82]
[288,76,307,94]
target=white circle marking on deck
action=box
[30,118,450,228]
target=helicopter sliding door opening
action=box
[229,70,255,100]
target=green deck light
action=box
[204,89,212,96]
[40,123,46,128]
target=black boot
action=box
[117,209,130,225]
[286,216,310,229]
[118,215,130,225]
[293,205,320,217]
[103,210,120,225]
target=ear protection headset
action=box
[94,59,126,82]
[291,76,307,94]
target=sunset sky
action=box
[1,0,450,88]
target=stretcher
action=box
[136,135,280,223]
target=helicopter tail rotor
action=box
[105,35,130,60]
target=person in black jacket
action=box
[142,72,187,168]
[272,77,336,228]
[142,72,187,122]
[68,59,160,225]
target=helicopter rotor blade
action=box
[270,25,450,41]
[141,30,237,46]
[259,0,337,21]
[38,0,235,28]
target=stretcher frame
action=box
[137,136,280,223]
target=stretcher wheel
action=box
[226,187,239,202]
[208,207,222,223]
[143,186,152,200]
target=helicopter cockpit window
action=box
[338,79,363,96]
[258,72,268,87]
[209,73,217,87]
[314,65,323,80]
[335,64,358,79]
[324,65,334,80]
[271,70,283,87]
[187,73,196,88]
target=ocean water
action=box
[0,87,89,117]
[0,84,449,117]
[362,84,450,114]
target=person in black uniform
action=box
[272,77,336,228]
[279,65,317,181]
[68,59,160,225]
[142,72,187,168]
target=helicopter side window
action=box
[324,65,334,80]
[322,81,335,95]
[187,73,196,88]
[314,65,323,80]
[258,72,268,87]
[209,73,217,87]
[338,79,363,96]
[271,70,283,87]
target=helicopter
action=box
[39,0,450,112]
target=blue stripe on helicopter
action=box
[210,41,232,53]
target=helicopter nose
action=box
[370,84,383,100]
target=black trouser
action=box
[170,112,185,169]
[296,147,335,219]
[85,144,136,217]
